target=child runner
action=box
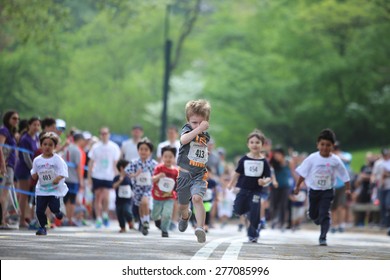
[176,99,211,243]
[151,146,178,237]
[113,159,134,233]
[31,132,69,235]
[228,129,272,243]
[125,137,157,236]
[294,128,351,246]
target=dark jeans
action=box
[271,187,290,228]
[233,189,261,239]
[379,189,390,228]
[36,195,61,228]
[308,189,334,240]
[116,202,133,229]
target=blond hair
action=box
[185,99,211,121]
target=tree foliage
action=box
[1,0,389,156]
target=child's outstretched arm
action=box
[180,121,209,145]
[293,176,305,194]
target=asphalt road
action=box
[1,221,389,260]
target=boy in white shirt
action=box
[294,128,350,246]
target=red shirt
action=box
[152,163,178,200]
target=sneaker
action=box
[249,237,258,243]
[238,223,244,232]
[142,221,149,236]
[162,231,169,237]
[178,209,192,232]
[119,228,126,233]
[169,222,177,231]
[128,221,134,230]
[195,227,206,243]
[95,220,103,229]
[260,219,266,230]
[155,220,161,230]
[103,217,110,227]
[338,226,345,233]
[319,238,327,246]
[36,227,47,236]
[330,227,337,234]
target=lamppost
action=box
[160,5,172,143]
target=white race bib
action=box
[203,189,213,201]
[118,185,132,198]
[158,177,175,193]
[314,173,332,189]
[244,160,264,177]
[38,169,56,187]
[188,142,208,164]
[136,172,152,186]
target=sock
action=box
[102,212,109,219]
[145,215,150,223]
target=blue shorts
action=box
[92,178,113,191]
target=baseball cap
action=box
[56,119,66,131]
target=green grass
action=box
[350,147,381,174]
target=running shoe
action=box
[103,217,110,227]
[142,221,149,236]
[319,238,327,246]
[178,209,192,232]
[95,219,103,229]
[195,227,206,243]
[155,219,161,230]
[36,227,47,236]
[162,231,169,238]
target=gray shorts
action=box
[3,166,14,186]
[176,170,208,205]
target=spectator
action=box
[121,125,144,161]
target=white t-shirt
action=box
[31,154,69,197]
[156,140,180,159]
[382,159,390,190]
[121,139,139,161]
[295,151,350,190]
[88,140,120,181]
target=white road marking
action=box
[221,237,246,260]
[191,236,237,260]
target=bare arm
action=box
[293,176,305,194]
[0,135,7,175]
[180,121,209,145]
[227,172,240,190]
[112,176,124,189]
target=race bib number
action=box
[314,174,332,189]
[158,177,175,193]
[188,142,208,164]
[244,160,264,177]
[203,189,213,201]
[136,172,152,186]
[118,185,132,198]
[38,169,56,187]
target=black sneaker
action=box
[142,222,149,236]
[162,231,169,237]
[155,220,161,230]
[319,238,327,246]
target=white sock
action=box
[102,212,108,219]
[145,215,150,223]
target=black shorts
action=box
[92,178,113,191]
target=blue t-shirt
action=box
[235,155,271,191]
[0,126,16,169]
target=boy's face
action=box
[138,144,151,160]
[188,114,206,130]
[247,136,263,154]
[162,151,175,166]
[317,139,334,157]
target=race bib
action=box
[188,142,208,164]
[158,177,175,193]
[244,160,264,177]
[118,185,132,198]
[136,172,152,186]
[314,173,332,189]
[38,169,56,187]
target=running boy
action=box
[152,146,178,237]
[228,129,272,243]
[31,132,69,235]
[125,138,157,236]
[294,128,351,246]
[113,159,133,233]
[176,99,211,243]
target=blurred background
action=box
[1,0,390,161]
